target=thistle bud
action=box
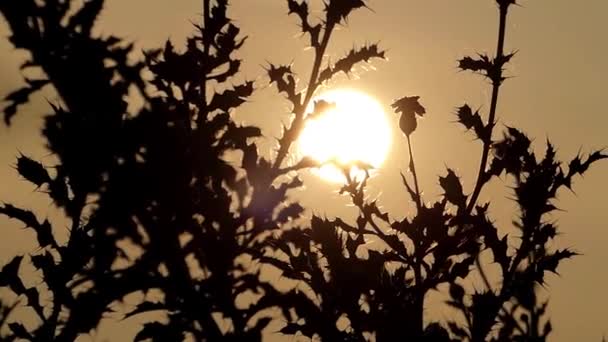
[391,95,425,136]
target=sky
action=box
[1,0,607,341]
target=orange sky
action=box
[1,1,607,341]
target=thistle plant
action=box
[0,0,604,341]
[264,0,606,341]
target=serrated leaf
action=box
[458,54,492,73]
[439,168,467,208]
[326,0,367,24]
[0,204,56,248]
[456,104,489,143]
[3,78,49,125]
[318,44,385,84]
[208,81,254,112]
[540,249,578,275]
[0,256,25,295]
[287,0,321,46]
[16,154,51,187]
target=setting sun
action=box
[297,89,392,182]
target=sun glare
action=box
[297,89,392,183]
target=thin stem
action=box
[406,134,424,335]
[464,3,509,299]
[364,211,409,262]
[272,23,335,170]
[463,4,515,340]
[406,135,422,212]
[198,0,210,125]
[466,5,509,214]
[303,23,335,108]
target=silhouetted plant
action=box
[260,1,606,341]
[0,0,605,341]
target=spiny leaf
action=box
[459,54,492,73]
[567,150,607,178]
[0,204,38,229]
[16,154,51,187]
[267,64,301,108]
[491,127,532,175]
[496,51,516,69]
[0,204,56,248]
[207,81,254,112]
[3,79,49,125]
[456,104,489,143]
[287,0,321,47]
[318,44,385,84]
[325,0,367,25]
[0,256,25,295]
[439,168,467,208]
[539,249,578,276]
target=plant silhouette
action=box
[0,0,605,341]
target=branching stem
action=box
[466,5,509,214]
[273,22,335,170]
[466,3,510,299]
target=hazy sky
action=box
[1,1,607,341]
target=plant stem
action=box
[406,135,422,212]
[303,23,335,108]
[464,4,514,340]
[466,5,509,214]
[465,2,508,300]
[406,134,424,335]
[272,23,335,171]
[198,0,210,125]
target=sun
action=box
[297,89,392,182]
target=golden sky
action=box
[0,1,606,341]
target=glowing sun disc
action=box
[297,89,392,182]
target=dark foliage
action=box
[0,0,605,341]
